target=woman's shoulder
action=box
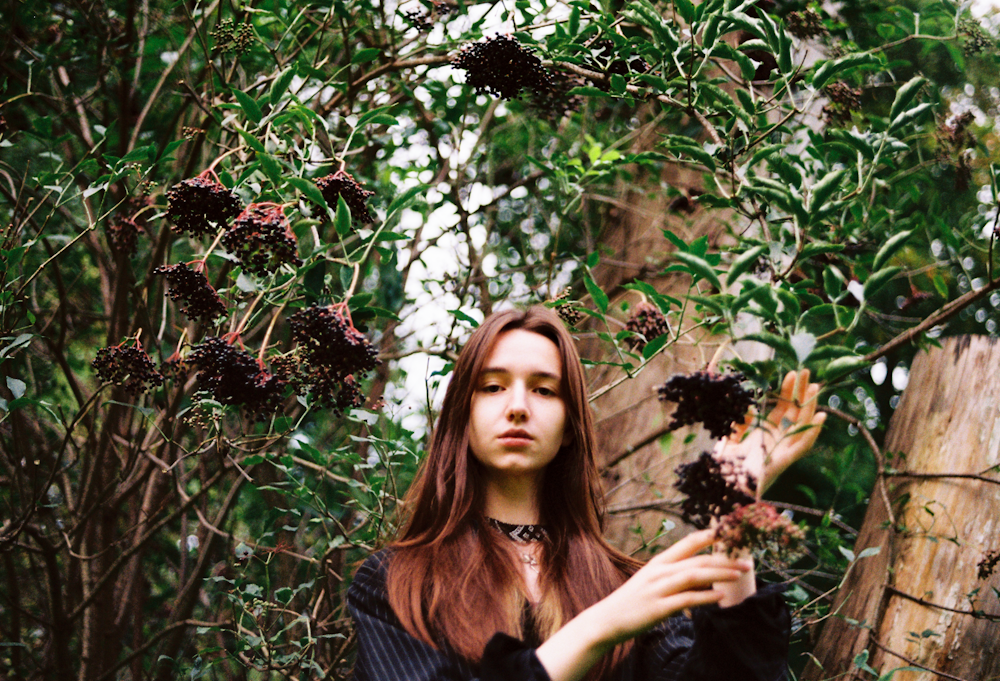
[350,548,394,595]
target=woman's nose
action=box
[506,383,529,420]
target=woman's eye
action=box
[536,386,557,397]
[481,384,503,393]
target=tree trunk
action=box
[803,335,1000,681]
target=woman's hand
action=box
[536,530,750,681]
[716,369,826,496]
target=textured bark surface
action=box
[803,335,1000,681]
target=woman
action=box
[348,306,824,681]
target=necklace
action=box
[486,517,547,572]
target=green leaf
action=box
[236,128,267,154]
[743,332,796,360]
[584,273,609,314]
[725,245,766,287]
[932,274,948,298]
[269,67,296,106]
[872,229,913,272]
[675,0,695,24]
[386,185,424,217]
[352,48,382,64]
[674,251,722,291]
[863,265,903,298]
[448,309,480,327]
[811,52,881,91]
[232,88,263,125]
[799,241,845,259]
[259,154,282,185]
[642,331,671,359]
[819,355,868,381]
[889,76,927,122]
[888,102,933,134]
[335,195,352,236]
[809,168,847,215]
[6,376,26,399]
[286,177,326,208]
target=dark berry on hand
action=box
[714,502,805,562]
[657,371,757,439]
[673,451,756,529]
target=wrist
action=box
[713,547,756,607]
[536,604,615,681]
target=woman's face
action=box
[467,329,570,485]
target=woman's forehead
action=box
[481,329,563,377]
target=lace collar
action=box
[486,517,549,543]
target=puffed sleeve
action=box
[347,551,552,681]
[636,583,791,681]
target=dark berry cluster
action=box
[92,343,164,395]
[452,34,554,100]
[959,17,995,56]
[786,9,828,39]
[187,337,286,419]
[154,263,227,322]
[673,451,756,529]
[657,371,756,439]
[822,82,862,125]
[166,174,243,238]
[160,355,189,381]
[211,18,256,55]
[223,204,301,277]
[529,69,584,123]
[714,502,805,562]
[106,196,150,256]
[978,549,1000,580]
[404,2,454,31]
[548,288,584,328]
[624,301,670,351]
[316,172,376,224]
[284,305,381,413]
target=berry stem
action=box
[257,301,288,364]
[204,147,240,175]
[706,339,730,375]
[232,289,266,338]
[344,262,361,300]
[193,228,228,272]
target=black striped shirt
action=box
[348,551,790,680]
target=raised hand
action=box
[715,369,826,496]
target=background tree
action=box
[1,0,999,679]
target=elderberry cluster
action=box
[92,344,164,395]
[786,9,828,39]
[548,288,584,328]
[223,204,301,277]
[624,301,670,351]
[657,371,756,439]
[316,172,376,225]
[978,549,1000,580]
[166,175,243,238]
[284,305,381,413]
[106,196,151,256]
[153,263,227,322]
[187,337,286,419]
[452,34,554,100]
[714,502,805,562]
[529,69,584,123]
[673,451,756,529]
[822,82,862,125]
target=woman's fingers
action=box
[655,529,717,564]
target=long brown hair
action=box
[385,306,641,678]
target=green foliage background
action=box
[1,0,999,678]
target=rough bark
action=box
[803,335,1000,681]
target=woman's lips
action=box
[498,430,533,446]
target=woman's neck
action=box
[482,473,543,524]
